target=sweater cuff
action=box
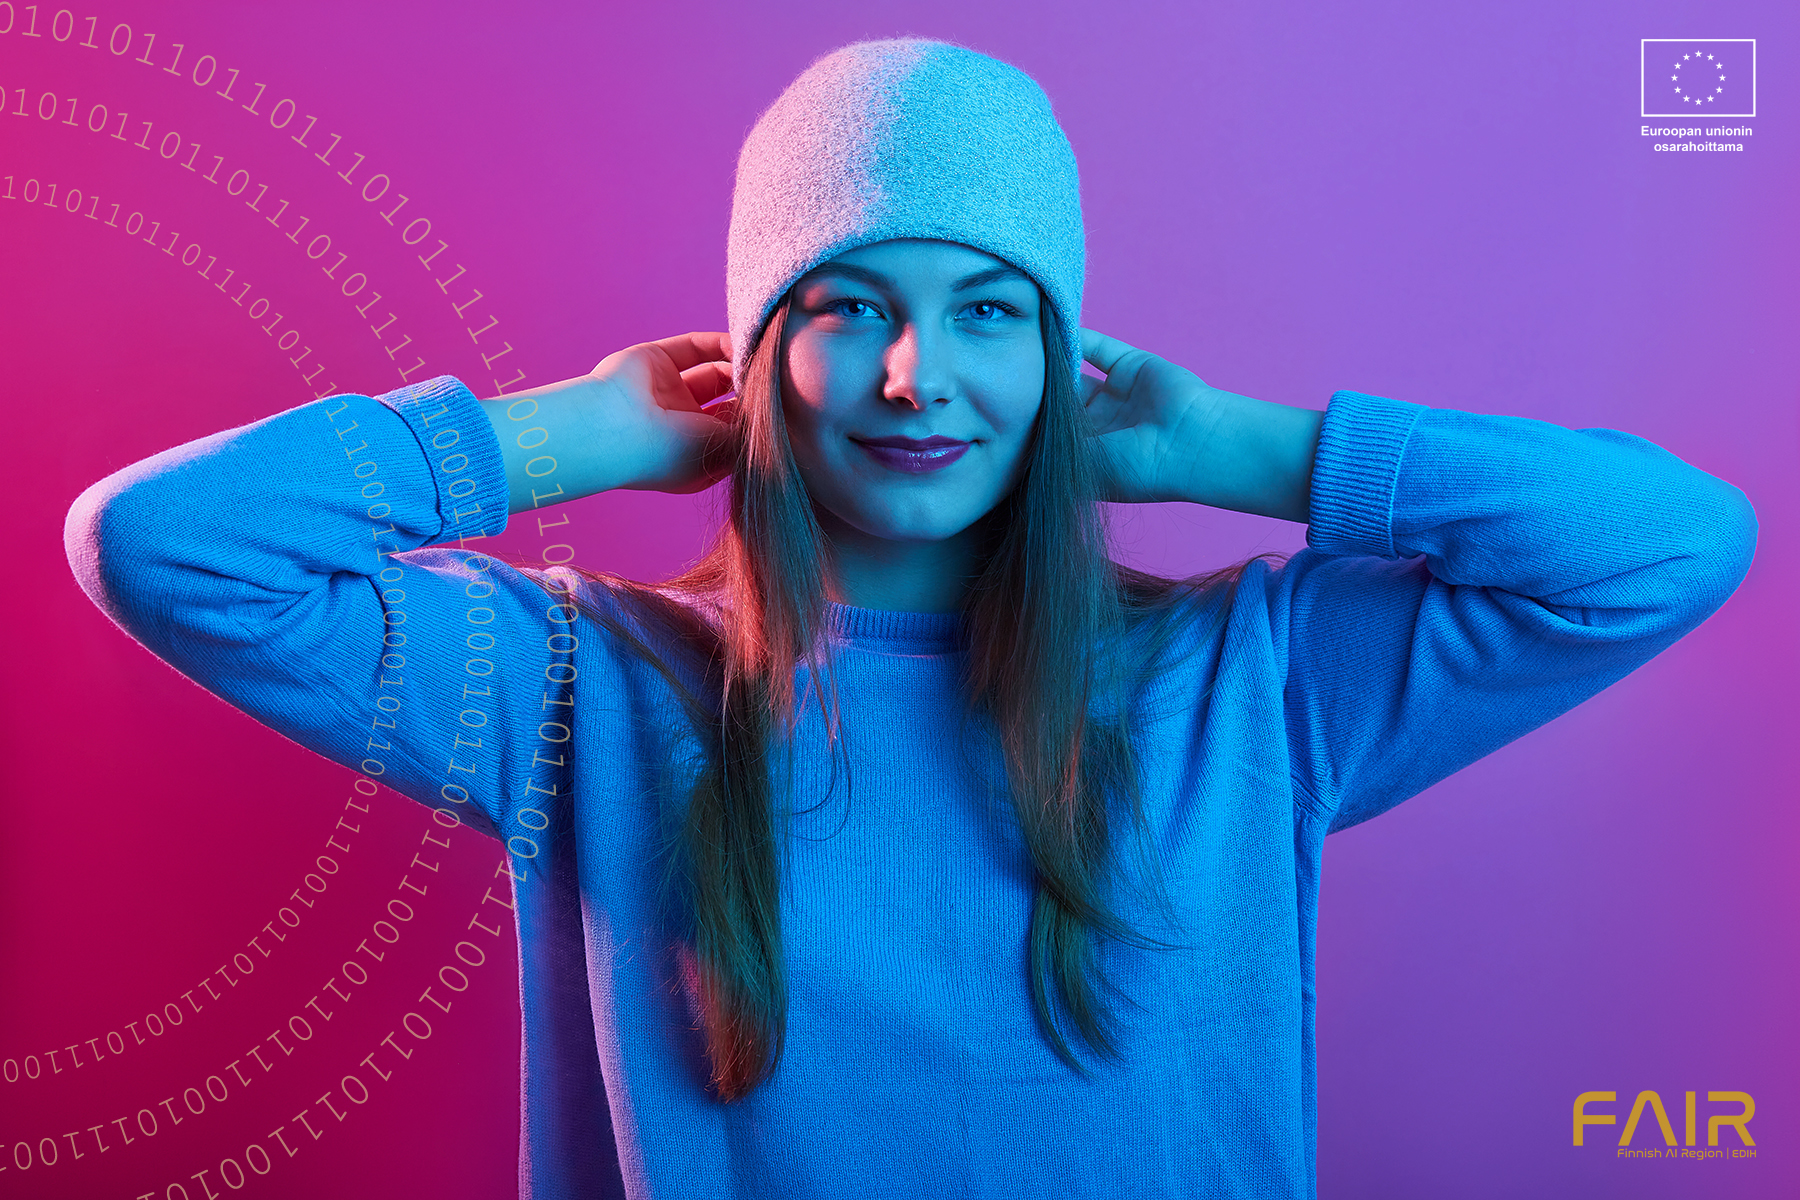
[1304,389,1427,559]
[372,375,510,543]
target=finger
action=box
[648,330,733,374]
[679,360,735,407]
[1079,373,1105,406]
[1079,327,1143,376]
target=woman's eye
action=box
[964,301,1019,321]
[825,299,876,319]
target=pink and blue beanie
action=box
[726,37,1086,395]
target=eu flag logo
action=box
[1641,40,1757,118]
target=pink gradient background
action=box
[2,2,1793,1196]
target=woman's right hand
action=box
[479,330,739,513]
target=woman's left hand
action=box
[1078,327,1323,522]
[1078,328,1215,505]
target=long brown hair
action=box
[561,288,1269,1100]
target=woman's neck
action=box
[816,509,987,614]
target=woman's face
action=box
[778,238,1046,545]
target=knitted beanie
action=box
[726,37,1086,395]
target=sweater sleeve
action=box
[64,375,566,841]
[1268,389,1758,833]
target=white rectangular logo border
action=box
[1641,39,1757,119]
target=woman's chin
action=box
[821,502,984,548]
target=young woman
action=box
[66,37,1755,1200]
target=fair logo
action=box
[1573,1091,1757,1161]
[1641,40,1757,118]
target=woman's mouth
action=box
[851,435,971,474]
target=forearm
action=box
[1168,387,1324,524]
[1277,389,1757,829]
[1295,389,1756,624]
[479,374,628,514]
[481,367,709,514]
[63,377,551,835]
[67,378,509,644]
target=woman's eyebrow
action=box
[949,265,1033,290]
[801,263,1033,291]
[799,264,893,291]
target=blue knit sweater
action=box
[65,376,1756,1199]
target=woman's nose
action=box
[881,322,952,410]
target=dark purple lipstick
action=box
[851,434,972,474]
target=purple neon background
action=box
[1,1,1792,1196]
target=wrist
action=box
[480,376,639,513]
[1167,387,1322,523]
[1160,386,1230,505]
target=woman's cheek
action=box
[992,445,1029,502]
[778,392,828,475]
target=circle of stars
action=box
[1671,52,1727,105]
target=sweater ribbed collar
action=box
[823,601,963,650]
